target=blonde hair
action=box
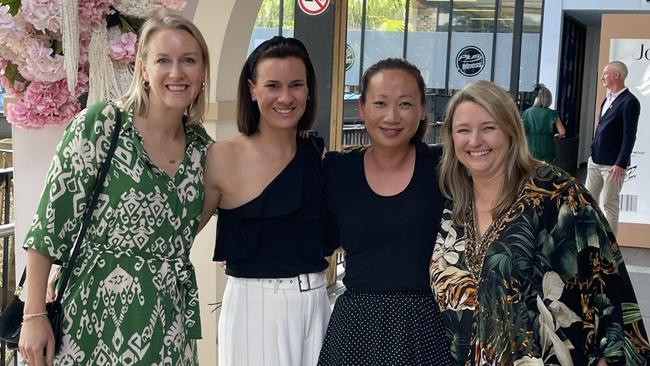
[439,80,540,225]
[121,12,210,123]
[533,84,552,108]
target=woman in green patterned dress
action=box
[19,14,211,366]
[430,80,649,365]
[522,84,566,163]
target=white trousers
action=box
[218,272,331,366]
[585,157,624,235]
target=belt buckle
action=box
[298,274,311,292]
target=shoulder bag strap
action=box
[16,106,123,297]
[54,106,123,302]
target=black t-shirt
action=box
[324,143,446,291]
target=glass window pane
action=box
[282,0,295,36]
[452,0,496,33]
[449,0,496,90]
[343,0,365,147]
[345,0,364,92]
[519,0,542,92]
[407,0,450,90]
[493,0,514,90]
[249,0,282,55]
[363,0,407,72]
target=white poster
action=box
[610,39,650,224]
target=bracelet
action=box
[23,311,49,322]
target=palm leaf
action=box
[621,302,643,325]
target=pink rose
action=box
[7,100,32,127]
[108,32,137,63]
[19,42,65,82]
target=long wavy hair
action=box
[439,80,540,225]
[121,13,210,124]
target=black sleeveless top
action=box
[213,137,329,278]
[323,143,446,291]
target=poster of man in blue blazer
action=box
[586,60,640,235]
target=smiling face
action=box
[141,28,204,114]
[248,56,308,133]
[359,68,425,149]
[451,101,510,182]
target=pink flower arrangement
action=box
[0,0,186,129]
[108,32,137,63]
[7,78,80,129]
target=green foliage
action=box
[2,61,23,88]
[349,0,407,31]
[52,40,63,55]
[119,15,138,34]
[253,0,409,32]
[0,0,21,16]
[255,0,281,28]
[621,303,643,325]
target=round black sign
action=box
[345,44,355,71]
[456,46,485,77]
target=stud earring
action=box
[201,82,205,89]
[143,80,150,89]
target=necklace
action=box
[464,202,501,277]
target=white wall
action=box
[12,124,67,280]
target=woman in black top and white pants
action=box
[318,59,453,366]
[200,37,330,366]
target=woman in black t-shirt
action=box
[318,58,453,366]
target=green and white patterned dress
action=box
[23,102,212,365]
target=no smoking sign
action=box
[298,0,330,16]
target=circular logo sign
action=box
[345,44,355,71]
[455,46,485,77]
[298,0,331,16]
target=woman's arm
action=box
[19,249,55,366]
[197,143,223,232]
[554,117,566,137]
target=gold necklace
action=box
[464,202,499,277]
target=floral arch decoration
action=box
[0,0,186,129]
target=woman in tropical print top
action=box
[430,80,649,366]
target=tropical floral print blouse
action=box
[430,164,650,366]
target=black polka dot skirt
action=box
[318,289,453,366]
